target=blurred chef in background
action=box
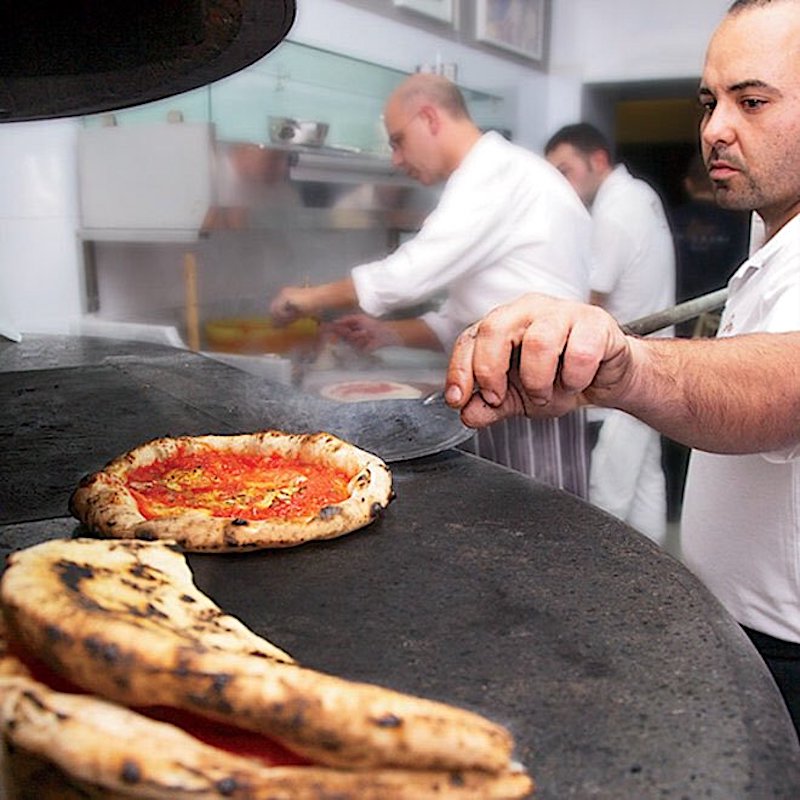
[545,122,676,546]
[270,72,593,497]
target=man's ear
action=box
[420,104,440,134]
[589,148,610,172]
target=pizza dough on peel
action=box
[319,380,423,402]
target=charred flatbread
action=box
[0,538,533,799]
[69,430,394,552]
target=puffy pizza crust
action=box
[0,673,533,799]
[69,431,394,552]
[0,539,523,778]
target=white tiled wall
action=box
[0,119,82,336]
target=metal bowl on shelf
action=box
[268,116,329,146]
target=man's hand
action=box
[269,286,316,324]
[444,293,634,428]
[329,314,401,352]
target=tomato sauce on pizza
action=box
[125,446,352,521]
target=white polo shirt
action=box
[681,212,800,643]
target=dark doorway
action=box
[582,79,702,207]
[581,80,702,525]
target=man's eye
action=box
[698,98,715,114]
[741,97,766,110]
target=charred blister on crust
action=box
[129,562,159,581]
[215,776,239,796]
[142,602,169,620]
[318,506,341,520]
[223,530,241,548]
[120,760,141,784]
[54,560,95,593]
[208,673,232,694]
[180,593,197,604]
[231,518,249,526]
[185,685,234,715]
[82,635,121,665]
[133,529,159,542]
[374,713,403,729]
[449,771,466,787]
[43,624,72,646]
[369,502,386,520]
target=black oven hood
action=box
[0,0,296,123]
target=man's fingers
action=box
[445,323,480,407]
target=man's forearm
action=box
[308,278,359,315]
[607,332,800,454]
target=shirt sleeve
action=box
[351,141,523,317]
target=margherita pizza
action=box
[69,430,394,552]
[319,380,423,403]
[0,538,534,799]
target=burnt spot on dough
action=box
[374,713,403,728]
[44,623,72,646]
[113,672,131,690]
[120,601,170,621]
[82,635,121,665]
[20,689,51,713]
[129,562,159,581]
[133,528,159,542]
[186,684,234,714]
[215,777,239,796]
[211,673,233,694]
[120,760,141,784]
[180,593,196,604]
[175,656,191,678]
[231,518,249,526]
[223,529,241,547]
[369,501,385,519]
[54,559,94,592]
[318,505,341,520]
[449,772,466,787]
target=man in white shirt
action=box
[444,0,800,736]
[270,73,593,496]
[545,123,676,545]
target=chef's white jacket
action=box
[351,131,591,349]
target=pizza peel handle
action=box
[621,287,729,336]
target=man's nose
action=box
[701,101,736,149]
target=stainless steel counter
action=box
[2,334,799,799]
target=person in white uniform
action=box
[544,123,676,545]
[442,0,800,737]
[270,73,593,497]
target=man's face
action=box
[699,3,800,236]
[545,143,603,207]
[383,98,443,186]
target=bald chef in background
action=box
[270,73,593,497]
